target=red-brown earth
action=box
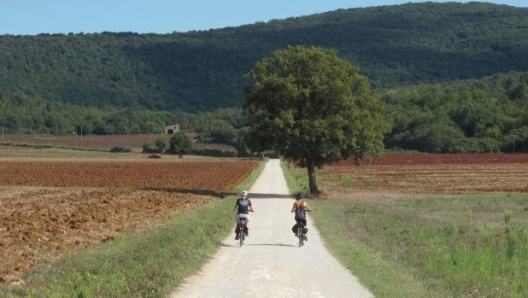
[321,153,528,192]
[0,158,257,284]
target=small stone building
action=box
[164,124,180,134]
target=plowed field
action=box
[0,158,258,284]
[320,153,528,193]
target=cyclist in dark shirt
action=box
[233,190,254,240]
[291,193,312,240]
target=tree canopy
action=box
[169,131,194,157]
[243,45,390,194]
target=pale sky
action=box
[0,0,526,35]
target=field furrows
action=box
[321,153,528,192]
[0,159,258,284]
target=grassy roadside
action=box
[280,161,431,297]
[281,161,528,297]
[1,159,267,298]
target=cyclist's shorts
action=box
[236,213,250,223]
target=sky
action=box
[0,0,526,35]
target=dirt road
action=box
[171,159,373,298]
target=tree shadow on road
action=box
[246,243,298,247]
[221,243,297,248]
[247,193,293,199]
[140,189,293,200]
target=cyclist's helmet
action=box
[295,193,304,200]
[241,190,248,197]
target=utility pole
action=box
[512,127,516,154]
[512,134,515,153]
[80,99,83,146]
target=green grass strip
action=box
[308,200,435,298]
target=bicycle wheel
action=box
[239,220,246,247]
[239,230,244,247]
[297,226,304,247]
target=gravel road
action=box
[171,159,373,298]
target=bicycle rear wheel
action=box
[297,227,304,247]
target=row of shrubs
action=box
[141,144,230,156]
[140,144,260,158]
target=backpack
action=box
[294,203,306,219]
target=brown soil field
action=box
[0,159,257,190]
[320,153,528,193]
[0,157,258,284]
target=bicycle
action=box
[293,209,310,247]
[236,218,247,247]
[295,220,306,247]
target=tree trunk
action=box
[307,164,319,195]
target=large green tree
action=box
[243,45,390,194]
[169,131,194,158]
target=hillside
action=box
[1,2,527,112]
[1,2,528,153]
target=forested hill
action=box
[1,2,528,112]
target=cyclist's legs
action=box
[235,214,250,233]
[293,217,307,234]
[301,219,308,234]
[294,218,308,234]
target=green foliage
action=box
[382,72,528,152]
[109,146,132,153]
[232,127,250,157]
[190,148,237,158]
[1,3,528,112]
[168,131,194,156]
[206,119,237,144]
[0,94,246,137]
[155,136,167,153]
[244,45,390,193]
[142,144,160,154]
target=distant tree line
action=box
[2,71,527,153]
[383,71,528,153]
